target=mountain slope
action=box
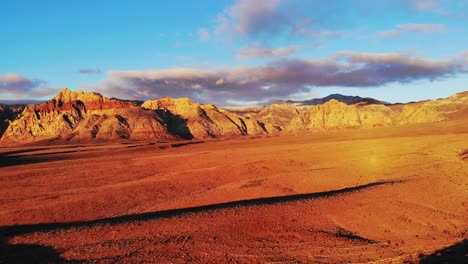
[1,89,174,144]
[288,94,387,106]
[1,90,466,145]
[0,104,26,138]
[252,92,468,131]
[253,102,303,133]
[142,97,267,138]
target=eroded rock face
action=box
[254,102,303,133]
[401,91,468,121]
[253,94,466,131]
[252,100,395,131]
[0,104,25,138]
[142,97,266,138]
[302,99,445,129]
[358,104,396,128]
[1,89,174,144]
[305,99,362,129]
[396,104,444,125]
[1,89,466,145]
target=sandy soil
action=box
[1,120,467,263]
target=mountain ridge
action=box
[1,89,466,145]
[286,94,389,106]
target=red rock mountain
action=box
[0,89,174,144]
[1,89,467,145]
[141,97,267,138]
[251,93,467,132]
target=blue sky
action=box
[1,0,467,105]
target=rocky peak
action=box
[306,99,362,129]
[1,89,466,145]
[32,89,134,113]
[323,99,341,105]
[53,88,105,103]
[142,97,208,119]
[289,94,386,106]
[144,97,196,108]
[0,90,173,144]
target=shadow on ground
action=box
[0,237,68,264]
[0,152,73,168]
[419,239,468,264]
[0,180,400,237]
[0,180,404,263]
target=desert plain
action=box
[1,118,467,263]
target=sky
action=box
[1,0,468,106]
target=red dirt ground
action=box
[1,120,467,263]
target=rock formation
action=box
[251,92,468,131]
[300,98,448,129]
[253,102,303,133]
[0,104,25,138]
[1,89,466,145]
[287,93,387,106]
[1,88,174,144]
[142,97,266,138]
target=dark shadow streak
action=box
[316,227,378,244]
[459,149,468,160]
[19,150,78,157]
[171,141,204,148]
[0,180,401,237]
[419,239,467,264]
[0,152,76,168]
[0,147,51,156]
[0,236,69,264]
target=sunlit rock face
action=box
[305,99,363,129]
[142,97,267,138]
[256,92,468,132]
[0,104,25,138]
[1,88,174,144]
[253,102,303,133]
[1,89,466,144]
[253,99,395,131]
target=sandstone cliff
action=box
[1,88,174,144]
[301,98,447,129]
[253,102,303,133]
[1,89,466,145]
[0,104,25,138]
[253,99,395,131]
[142,97,266,138]
[251,92,468,132]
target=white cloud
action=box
[213,0,341,41]
[380,23,445,38]
[79,69,102,74]
[83,52,467,105]
[197,28,211,41]
[0,73,59,99]
[237,45,301,59]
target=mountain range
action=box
[286,94,389,105]
[1,88,467,145]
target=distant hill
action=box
[110,98,144,106]
[287,94,389,106]
[0,99,44,105]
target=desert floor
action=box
[1,120,467,263]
